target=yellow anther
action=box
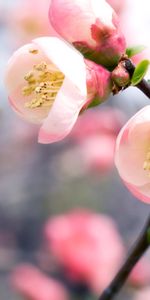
[29,49,39,54]
[22,61,65,109]
[143,148,150,175]
[34,62,47,71]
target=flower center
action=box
[143,148,150,173]
[22,61,65,109]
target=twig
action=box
[98,214,150,300]
[124,59,150,98]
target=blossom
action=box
[49,0,126,69]
[9,0,59,45]
[44,210,124,294]
[129,257,150,287]
[133,288,150,300]
[72,107,124,141]
[115,106,150,204]
[63,108,125,173]
[5,37,111,144]
[11,264,68,300]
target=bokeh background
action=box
[0,0,150,299]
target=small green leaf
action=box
[131,60,150,86]
[126,45,146,58]
[147,79,150,84]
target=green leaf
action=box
[126,45,146,58]
[131,60,150,86]
[147,79,150,84]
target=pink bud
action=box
[49,0,126,69]
[11,264,69,300]
[5,37,111,144]
[44,210,124,294]
[111,61,130,87]
[115,106,150,204]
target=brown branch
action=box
[124,59,150,98]
[98,214,150,300]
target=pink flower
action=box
[72,108,124,141]
[5,37,111,144]
[133,288,150,300]
[44,210,124,294]
[11,264,68,300]
[115,106,150,204]
[49,0,126,68]
[129,257,150,287]
[65,108,125,173]
[9,0,59,45]
[78,134,116,172]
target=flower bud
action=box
[111,61,130,87]
[49,0,126,69]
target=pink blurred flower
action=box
[133,288,150,300]
[72,107,124,141]
[44,210,124,294]
[5,37,111,144]
[129,257,150,287]
[49,0,126,69]
[66,108,124,173]
[11,264,68,300]
[115,106,150,204]
[9,0,59,45]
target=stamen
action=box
[22,61,65,110]
[29,49,39,54]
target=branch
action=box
[124,59,150,98]
[98,214,150,300]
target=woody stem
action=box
[98,214,150,300]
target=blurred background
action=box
[0,0,150,299]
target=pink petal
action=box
[115,106,150,186]
[124,181,150,204]
[5,43,48,93]
[38,77,87,143]
[34,37,87,95]
[49,0,96,47]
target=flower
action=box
[11,264,68,300]
[49,0,126,69]
[5,37,111,144]
[44,210,124,294]
[129,257,150,287]
[115,106,150,204]
[133,288,150,300]
[9,0,59,45]
[64,108,124,174]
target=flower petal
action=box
[5,43,48,94]
[115,106,150,186]
[38,77,87,143]
[124,181,150,204]
[34,37,87,96]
